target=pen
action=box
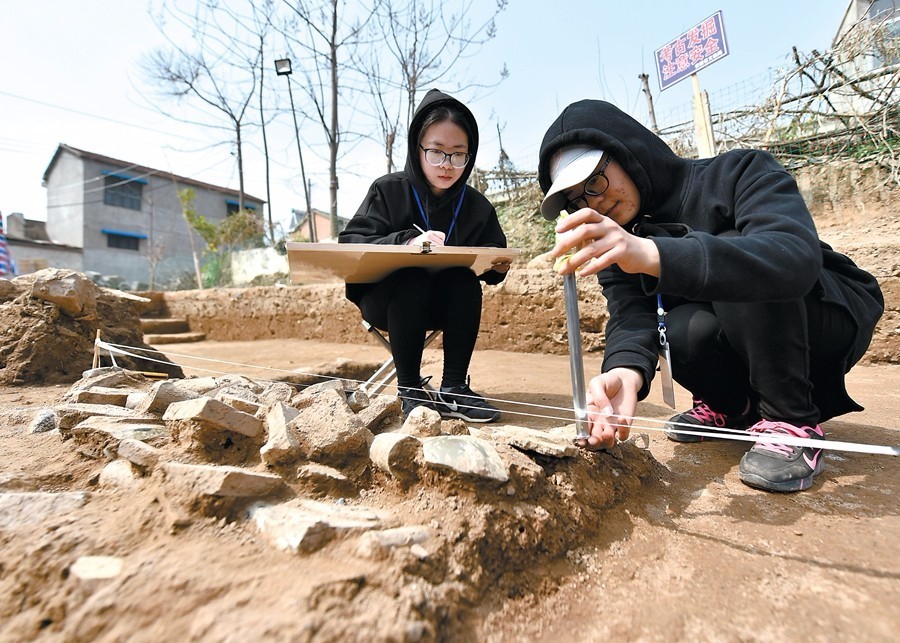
[413,223,427,235]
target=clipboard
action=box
[286,242,520,284]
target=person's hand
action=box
[576,367,642,450]
[490,259,511,273]
[408,230,446,246]
[550,209,660,277]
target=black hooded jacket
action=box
[538,100,884,418]
[339,89,507,305]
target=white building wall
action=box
[44,152,85,247]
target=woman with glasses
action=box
[338,89,509,423]
[538,99,883,493]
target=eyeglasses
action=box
[564,156,611,214]
[420,146,471,169]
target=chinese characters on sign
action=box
[655,11,729,91]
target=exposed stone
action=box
[125,392,146,410]
[159,461,285,498]
[299,379,345,396]
[369,433,421,482]
[400,405,442,437]
[28,408,57,434]
[99,460,141,489]
[174,377,221,395]
[74,386,131,407]
[441,419,470,436]
[217,393,262,416]
[68,368,151,400]
[290,389,373,466]
[260,402,302,465]
[136,380,202,415]
[356,394,401,433]
[249,498,384,554]
[0,491,89,530]
[69,556,124,587]
[346,389,369,413]
[117,438,163,470]
[163,397,263,438]
[297,463,356,498]
[57,403,152,431]
[258,382,296,405]
[68,416,169,459]
[421,436,509,483]
[492,425,579,458]
[355,526,432,561]
[30,268,98,317]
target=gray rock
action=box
[28,408,57,434]
[421,435,509,483]
[0,491,89,530]
[249,498,384,554]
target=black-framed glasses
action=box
[420,146,471,169]
[564,156,611,213]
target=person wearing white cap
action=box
[537,99,883,493]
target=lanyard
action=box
[412,185,466,242]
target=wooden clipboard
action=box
[286,242,520,284]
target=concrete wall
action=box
[231,247,290,286]
[44,152,85,248]
[7,240,82,275]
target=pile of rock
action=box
[21,366,607,557]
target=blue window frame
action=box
[102,228,146,252]
[102,171,146,211]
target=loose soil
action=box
[1,187,899,641]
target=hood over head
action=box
[405,89,479,205]
[537,99,687,221]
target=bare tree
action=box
[355,0,509,171]
[279,0,382,239]
[142,0,270,212]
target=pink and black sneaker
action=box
[739,420,826,492]
[664,398,755,443]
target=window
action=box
[225,199,257,215]
[103,175,144,210]
[102,228,146,252]
[106,233,140,251]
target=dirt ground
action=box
[1,335,898,641]
[1,183,899,641]
[144,340,900,641]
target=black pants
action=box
[357,267,482,389]
[664,291,857,427]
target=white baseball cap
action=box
[540,146,606,220]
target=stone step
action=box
[140,317,191,334]
[143,332,207,345]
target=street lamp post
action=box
[275,57,316,243]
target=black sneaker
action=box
[739,420,825,493]
[434,380,500,423]
[664,397,755,443]
[397,382,439,417]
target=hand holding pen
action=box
[408,223,445,247]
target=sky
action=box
[0,0,853,237]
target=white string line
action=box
[97,340,900,457]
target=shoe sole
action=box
[664,429,725,443]
[439,408,500,423]
[739,460,825,493]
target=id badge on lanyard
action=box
[657,294,676,409]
